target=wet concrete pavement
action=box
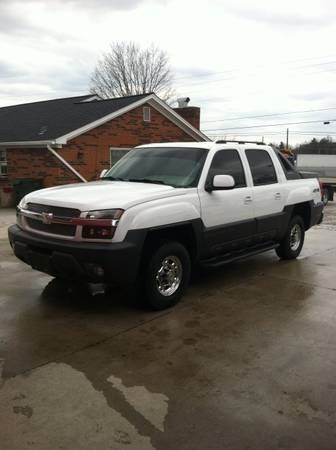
[1,206,336,449]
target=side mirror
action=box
[207,174,235,191]
[213,174,235,189]
[100,169,108,179]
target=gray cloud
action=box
[175,68,215,81]
[0,0,166,39]
[0,3,31,35]
[292,91,334,102]
[0,2,66,38]
[227,6,335,28]
[0,61,25,79]
[25,0,166,11]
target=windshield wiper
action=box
[102,176,127,181]
[103,176,174,186]
[127,178,171,186]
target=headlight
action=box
[18,196,28,210]
[81,209,123,239]
[16,196,28,227]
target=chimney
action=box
[174,97,200,130]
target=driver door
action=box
[198,148,255,257]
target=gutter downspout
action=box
[46,144,87,183]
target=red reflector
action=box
[318,178,323,200]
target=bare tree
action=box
[90,42,175,102]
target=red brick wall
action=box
[2,102,201,198]
[0,178,13,207]
[6,147,78,187]
[173,107,200,130]
[60,103,199,183]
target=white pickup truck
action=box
[9,141,323,309]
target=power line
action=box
[202,118,336,132]
[201,107,336,123]
[173,53,336,83]
[175,61,336,90]
[207,132,336,137]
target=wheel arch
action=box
[286,201,312,230]
[140,219,203,265]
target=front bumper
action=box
[8,225,145,285]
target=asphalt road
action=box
[1,206,336,449]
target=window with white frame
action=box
[143,106,151,122]
[0,149,7,176]
[110,147,131,167]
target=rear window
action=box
[275,151,302,180]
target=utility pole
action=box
[286,128,289,150]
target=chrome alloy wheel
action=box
[155,255,183,297]
[289,224,302,251]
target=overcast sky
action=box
[1,0,336,144]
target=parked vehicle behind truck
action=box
[8,141,323,310]
[296,154,336,205]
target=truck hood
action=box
[24,181,186,211]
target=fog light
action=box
[85,264,105,278]
[82,226,115,239]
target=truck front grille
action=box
[26,217,77,237]
[24,203,80,237]
[27,203,80,218]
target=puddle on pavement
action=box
[0,363,155,450]
[108,374,169,432]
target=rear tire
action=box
[142,241,191,310]
[322,188,329,206]
[276,215,305,260]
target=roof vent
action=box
[80,95,100,103]
[38,125,48,136]
[177,97,190,108]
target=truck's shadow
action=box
[41,277,139,312]
[40,250,281,311]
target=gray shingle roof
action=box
[0,93,151,143]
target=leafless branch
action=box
[90,42,175,102]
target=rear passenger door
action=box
[199,149,256,257]
[245,148,286,239]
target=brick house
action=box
[0,93,209,206]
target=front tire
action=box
[143,241,191,310]
[276,215,305,260]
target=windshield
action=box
[103,147,208,188]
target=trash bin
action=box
[13,179,43,205]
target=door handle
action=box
[275,192,281,200]
[244,196,253,204]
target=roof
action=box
[0,93,150,143]
[0,93,209,145]
[138,141,272,152]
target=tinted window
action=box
[276,151,302,180]
[209,149,246,188]
[246,149,277,186]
